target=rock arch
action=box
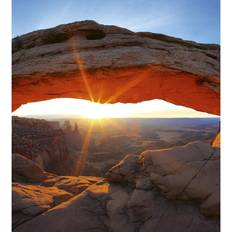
[12,20,220,115]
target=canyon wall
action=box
[12,116,81,175]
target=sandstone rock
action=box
[12,116,81,176]
[128,189,155,223]
[12,21,220,115]
[106,154,141,185]
[12,116,68,167]
[142,141,215,196]
[12,182,72,228]
[14,181,219,232]
[135,176,153,190]
[200,191,220,217]
[106,184,134,232]
[12,175,103,229]
[14,181,110,232]
[12,153,48,182]
[142,142,220,216]
[41,175,103,195]
[136,189,219,232]
[106,141,220,217]
[12,21,219,77]
[63,121,82,151]
[212,132,220,148]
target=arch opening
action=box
[13,98,218,119]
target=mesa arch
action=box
[12,20,220,115]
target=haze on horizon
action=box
[13,0,220,44]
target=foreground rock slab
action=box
[12,183,72,228]
[13,141,219,232]
[12,156,103,229]
[12,175,102,229]
[14,181,219,232]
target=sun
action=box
[80,102,110,119]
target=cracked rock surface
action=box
[12,167,102,229]
[14,181,219,232]
[107,141,220,217]
[12,21,219,77]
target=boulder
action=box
[106,154,141,185]
[107,141,220,217]
[12,153,48,182]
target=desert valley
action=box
[13,116,219,177]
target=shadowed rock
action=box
[105,154,141,185]
[14,181,219,232]
[12,153,48,182]
[13,142,219,232]
[12,116,81,176]
[107,141,220,217]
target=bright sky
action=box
[13,0,220,44]
[12,99,218,119]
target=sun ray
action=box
[96,118,104,133]
[69,37,94,102]
[105,74,149,104]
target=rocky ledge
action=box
[13,141,219,232]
